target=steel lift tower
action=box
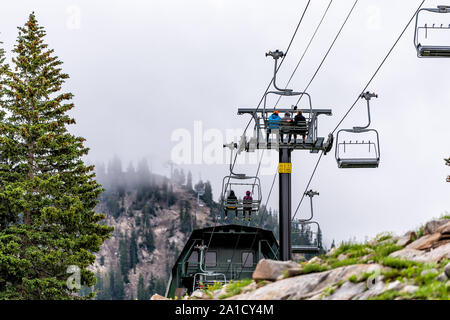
[227,50,334,261]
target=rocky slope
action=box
[169,217,450,300]
[90,177,216,299]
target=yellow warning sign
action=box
[278,163,292,174]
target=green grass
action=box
[321,286,335,298]
[369,290,402,300]
[416,226,425,238]
[206,281,223,292]
[374,232,393,243]
[264,224,449,300]
[412,281,449,300]
[373,243,403,260]
[301,263,329,275]
[201,281,224,298]
[380,257,419,269]
[330,257,360,269]
[218,279,253,299]
[336,280,345,288]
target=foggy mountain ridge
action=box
[85,157,281,299]
[85,159,216,299]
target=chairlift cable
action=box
[331,0,426,135]
[221,0,313,270]
[204,0,313,260]
[291,0,426,222]
[291,151,324,221]
[295,0,358,107]
[228,0,312,173]
[275,0,334,108]
[222,0,312,271]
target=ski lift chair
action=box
[192,245,227,292]
[221,174,262,218]
[335,92,381,169]
[291,190,323,255]
[291,221,323,255]
[414,6,450,58]
[335,130,380,168]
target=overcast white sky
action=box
[1,0,449,246]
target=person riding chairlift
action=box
[293,109,307,144]
[224,190,237,220]
[266,110,281,143]
[243,191,253,222]
[281,112,292,143]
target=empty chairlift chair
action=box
[192,245,227,292]
[335,92,381,169]
[414,5,450,58]
[291,190,324,256]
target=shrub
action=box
[219,279,253,299]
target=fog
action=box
[1,0,449,246]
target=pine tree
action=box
[94,271,105,299]
[145,229,155,252]
[179,168,186,185]
[108,156,125,196]
[0,13,113,299]
[186,171,193,191]
[125,161,136,188]
[179,200,192,234]
[108,267,115,300]
[129,230,139,271]
[137,274,146,300]
[136,158,151,187]
[202,181,214,207]
[113,267,125,300]
[119,233,130,283]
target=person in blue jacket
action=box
[266,110,281,143]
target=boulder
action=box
[150,294,168,300]
[391,243,450,263]
[437,272,448,282]
[445,263,450,278]
[361,253,375,262]
[390,248,422,261]
[420,269,438,277]
[211,287,228,300]
[338,254,348,262]
[252,259,300,281]
[324,281,366,300]
[385,280,403,292]
[191,290,210,299]
[436,221,450,235]
[354,277,386,300]
[415,243,450,263]
[379,237,400,246]
[424,220,449,235]
[401,285,419,295]
[308,256,322,265]
[285,267,304,278]
[233,264,383,300]
[326,247,337,257]
[397,231,417,247]
[406,232,442,250]
[240,282,257,295]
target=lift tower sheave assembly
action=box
[228,50,334,261]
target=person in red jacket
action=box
[243,191,253,221]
